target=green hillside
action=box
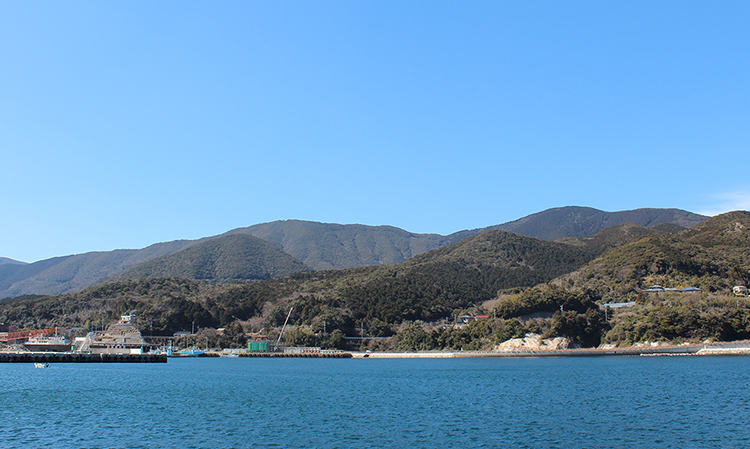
[0,277,216,334]
[4,213,748,350]
[234,209,704,271]
[0,207,707,298]
[554,222,657,253]
[474,206,705,242]
[338,230,593,323]
[648,222,686,234]
[683,210,750,247]
[228,220,451,270]
[116,234,312,283]
[0,240,202,298]
[557,211,750,298]
[0,228,596,333]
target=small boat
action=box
[152,346,174,357]
[33,362,51,369]
[178,347,205,357]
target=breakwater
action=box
[239,351,352,358]
[0,352,167,363]
[350,345,706,358]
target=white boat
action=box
[178,347,205,357]
[24,334,72,352]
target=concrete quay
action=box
[0,352,168,363]
[239,351,352,358]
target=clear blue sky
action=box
[2,2,749,263]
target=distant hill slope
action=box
[555,222,669,253]
[225,208,703,271]
[232,229,604,325]
[2,213,745,349]
[0,217,721,334]
[682,210,750,247]
[0,206,708,298]
[226,220,452,271]
[558,210,750,296]
[0,240,202,298]
[0,257,26,266]
[448,207,705,243]
[0,228,599,331]
[116,234,311,283]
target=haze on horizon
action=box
[1,2,748,263]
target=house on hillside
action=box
[600,302,636,310]
[641,285,701,294]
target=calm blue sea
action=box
[1,356,749,448]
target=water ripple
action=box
[2,357,750,448]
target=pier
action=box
[0,352,168,363]
[239,351,352,358]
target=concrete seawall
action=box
[0,352,168,363]
[351,346,707,358]
[351,343,750,358]
[239,352,352,358]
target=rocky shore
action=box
[350,338,750,359]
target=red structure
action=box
[0,328,57,343]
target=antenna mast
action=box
[275,307,294,351]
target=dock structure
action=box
[240,351,352,358]
[0,352,168,363]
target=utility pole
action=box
[275,307,294,351]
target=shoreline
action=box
[350,341,750,358]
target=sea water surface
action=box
[2,356,750,448]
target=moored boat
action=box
[178,347,205,357]
[24,334,72,352]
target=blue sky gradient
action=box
[2,2,749,263]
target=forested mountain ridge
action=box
[220,207,705,271]
[555,222,663,254]
[0,227,612,332]
[0,240,205,298]
[448,206,705,243]
[2,212,746,351]
[0,206,706,298]
[113,234,312,283]
[338,230,596,323]
[682,210,750,247]
[225,220,451,271]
